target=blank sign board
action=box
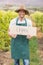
[10,26,37,36]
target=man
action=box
[8,5,32,65]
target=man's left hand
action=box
[26,35,32,39]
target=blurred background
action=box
[0,0,43,65]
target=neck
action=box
[19,17,24,21]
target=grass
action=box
[12,37,39,65]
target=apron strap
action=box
[16,18,27,26]
[24,18,27,26]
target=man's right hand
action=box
[8,29,17,38]
[9,33,17,38]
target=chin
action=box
[20,16,24,18]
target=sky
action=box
[0,0,43,7]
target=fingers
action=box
[27,35,32,39]
[13,34,17,38]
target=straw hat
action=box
[15,5,29,15]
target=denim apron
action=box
[11,18,30,59]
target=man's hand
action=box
[9,33,17,38]
[12,34,17,38]
[26,35,32,39]
[8,29,17,38]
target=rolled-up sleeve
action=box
[9,19,16,29]
[8,18,16,36]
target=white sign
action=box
[10,26,37,36]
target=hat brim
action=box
[15,9,29,15]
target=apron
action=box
[10,18,30,59]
